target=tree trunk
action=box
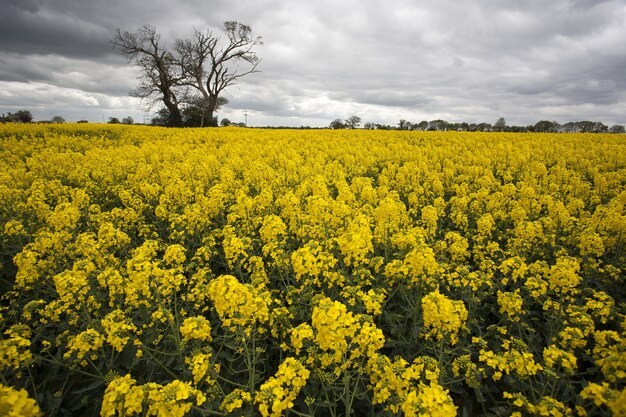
[162,94,183,127]
[200,111,205,128]
[206,97,218,127]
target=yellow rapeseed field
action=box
[0,123,624,416]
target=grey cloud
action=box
[0,4,111,58]
[569,0,615,9]
[0,52,139,95]
[5,0,44,13]
[1,0,625,125]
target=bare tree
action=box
[112,25,185,126]
[113,22,261,128]
[175,22,262,126]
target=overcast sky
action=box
[1,0,625,127]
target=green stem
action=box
[346,360,364,415]
[438,338,445,385]
[245,326,257,395]
[214,373,247,389]
[191,405,226,416]
[288,409,315,417]
[316,369,337,417]
[27,367,39,402]
[142,347,179,380]
[36,355,103,380]
[343,366,351,415]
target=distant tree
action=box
[508,125,528,133]
[51,116,65,124]
[561,122,577,133]
[446,122,461,131]
[108,117,121,124]
[493,117,506,132]
[345,115,361,129]
[534,120,559,133]
[609,124,625,134]
[11,110,33,123]
[476,122,492,132]
[121,116,134,124]
[592,122,608,133]
[398,119,410,130]
[220,118,232,127]
[363,122,376,130]
[428,119,447,131]
[330,119,346,129]
[416,121,428,131]
[77,120,89,123]
[575,121,595,133]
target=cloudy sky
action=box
[1,0,625,127]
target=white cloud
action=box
[0,81,144,122]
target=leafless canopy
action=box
[112,22,262,126]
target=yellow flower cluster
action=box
[421,290,468,345]
[291,241,337,285]
[185,352,215,385]
[179,316,212,343]
[402,382,457,417]
[145,380,206,417]
[0,325,32,370]
[384,243,441,288]
[580,382,626,416]
[367,353,442,413]
[163,244,186,266]
[220,388,252,413]
[309,296,384,367]
[63,328,104,365]
[207,274,269,335]
[479,338,543,381]
[255,357,310,417]
[101,374,144,417]
[337,214,373,267]
[101,375,206,417]
[101,309,138,352]
[592,330,626,382]
[222,225,250,268]
[497,289,524,320]
[0,384,41,417]
[543,345,577,375]
[504,391,572,417]
[547,257,581,295]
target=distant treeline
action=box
[333,117,625,133]
[2,109,624,133]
